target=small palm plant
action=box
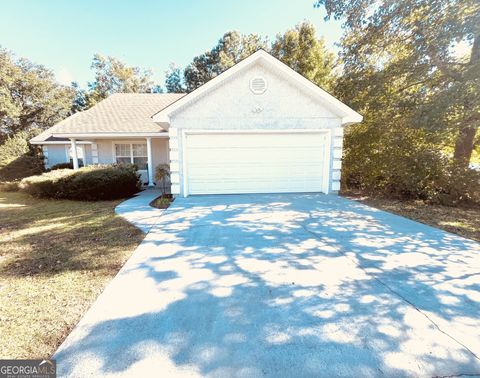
[155,164,171,196]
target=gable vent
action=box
[250,77,267,94]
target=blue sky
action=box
[0,0,343,88]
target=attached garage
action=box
[152,50,363,197]
[184,131,330,195]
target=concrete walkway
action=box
[55,193,480,377]
[115,189,164,233]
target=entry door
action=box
[184,132,329,195]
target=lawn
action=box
[348,195,480,242]
[0,191,144,359]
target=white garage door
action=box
[184,132,329,195]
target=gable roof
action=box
[31,93,185,143]
[152,49,363,126]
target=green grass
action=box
[0,191,144,359]
[348,195,480,242]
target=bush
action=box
[0,181,20,192]
[0,132,45,181]
[20,164,141,201]
[0,154,45,181]
[0,132,29,167]
[155,164,170,195]
[50,162,73,170]
[342,126,480,206]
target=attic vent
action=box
[250,77,267,94]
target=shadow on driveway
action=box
[55,194,480,377]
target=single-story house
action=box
[30,50,362,197]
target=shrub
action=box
[0,181,20,192]
[155,164,171,195]
[20,164,141,201]
[0,154,45,181]
[50,162,73,170]
[342,126,480,206]
[0,132,29,167]
[0,132,45,181]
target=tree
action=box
[86,54,156,107]
[183,31,268,92]
[165,63,185,93]
[0,47,74,141]
[315,0,480,167]
[271,21,336,89]
[70,81,88,113]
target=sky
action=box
[0,0,344,88]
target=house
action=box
[30,50,362,197]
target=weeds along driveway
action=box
[55,193,480,377]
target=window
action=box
[114,143,148,170]
[132,144,148,170]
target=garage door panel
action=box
[185,132,328,195]
[187,133,324,148]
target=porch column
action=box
[146,137,154,187]
[70,138,79,170]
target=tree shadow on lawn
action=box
[55,194,480,377]
[0,194,143,276]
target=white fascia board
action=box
[341,113,364,126]
[52,132,169,138]
[30,140,92,145]
[152,49,363,124]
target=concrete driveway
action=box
[55,194,480,377]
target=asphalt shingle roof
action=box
[31,93,185,142]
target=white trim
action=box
[70,139,79,170]
[30,141,92,145]
[111,141,149,180]
[42,146,49,168]
[91,143,98,164]
[182,130,188,197]
[152,50,362,125]
[181,128,331,197]
[146,137,154,187]
[181,129,333,135]
[53,132,168,138]
[65,144,86,165]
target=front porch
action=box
[69,136,169,187]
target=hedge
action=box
[0,132,45,181]
[50,162,74,170]
[20,164,141,201]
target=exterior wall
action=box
[42,144,93,169]
[95,138,169,184]
[42,145,69,168]
[41,139,168,185]
[168,60,344,196]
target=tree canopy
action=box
[85,54,159,107]
[166,22,336,92]
[315,0,480,167]
[0,47,74,141]
[271,22,336,89]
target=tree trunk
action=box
[453,34,479,168]
[453,126,476,167]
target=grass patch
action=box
[347,194,480,242]
[0,191,144,359]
